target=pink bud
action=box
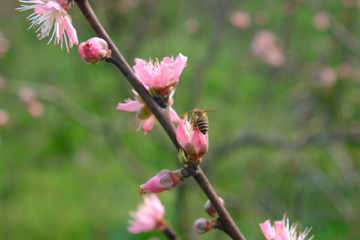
[193,218,214,234]
[78,37,111,65]
[176,119,209,163]
[139,169,182,195]
[204,197,224,218]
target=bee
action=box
[183,108,217,135]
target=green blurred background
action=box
[1,0,360,239]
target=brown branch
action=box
[193,166,246,240]
[160,225,180,240]
[75,1,246,239]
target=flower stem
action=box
[75,1,246,239]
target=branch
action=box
[160,225,181,240]
[75,0,179,150]
[75,1,246,239]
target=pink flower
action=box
[116,91,181,134]
[127,194,166,233]
[139,169,182,196]
[16,0,78,53]
[78,37,111,65]
[0,110,10,126]
[229,11,251,29]
[133,53,187,89]
[251,30,286,67]
[313,11,329,30]
[260,215,314,240]
[176,117,209,162]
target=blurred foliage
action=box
[1,0,360,239]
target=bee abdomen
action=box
[197,118,209,134]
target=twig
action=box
[75,0,246,239]
[160,225,180,240]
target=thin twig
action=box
[75,0,246,239]
[160,225,180,240]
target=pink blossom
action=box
[133,54,187,90]
[18,87,37,104]
[16,0,78,53]
[127,194,166,233]
[28,101,44,117]
[139,169,182,196]
[176,117,209,162]
[260,215,314,240]
[78,37,111,65]
[0,110,10,126]
[116,91,181,133]
[251,30,286,67]
[193,218,214,234]
[319,67,337,87]
[229,11,251,29]
[313,11,329,30]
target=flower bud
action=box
[78,37,111,65]
[204,197,224,218]
[139,169,182,195]
[176,119,209,164]
[193,218,214,234]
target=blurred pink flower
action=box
[116,91,181,134]
[313,11,329,30]
[229,11,251,29]
[251,30,286,67]
[0,110,10,126]
[133,53,187,90]
[184,18,201,34]
[0,31,10,57]
[176,117,209,162]
[16,0,78,53]
[319,67,337,87]
[139,169,182,195]
[18,87,37,104]
[28,101,44,117]
[78,37,111,65]
[127,194,166,233]
[260,215,314,240]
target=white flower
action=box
[260,214,314,240]
[16,0,78,53]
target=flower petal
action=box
[133,64,156,87]
[169,107,181,123]
[143,115,156,131]
[176,119,191,147]
[64,16,78,45]
[191,128,208,153]
[116,100,144,112]
[274,221,288,240]
[260,220,276,240]
[172,53,188,80]
[159,63,172,87]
